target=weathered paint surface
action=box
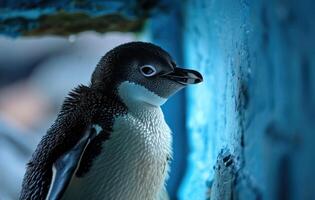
[179,0,315,200]
[0,0,159,36]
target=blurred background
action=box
[0,0,315,200]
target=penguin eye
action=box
[140,65,157,77]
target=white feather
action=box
[46,165,57,200]
[62,81,172,200]
[118,81,167,107]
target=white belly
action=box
[62,107,172,200]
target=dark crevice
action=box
[277,155,292,200]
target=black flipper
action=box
[46,126,96,200]
[19,85,92,200]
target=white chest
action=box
[63,107,172,200]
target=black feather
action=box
[19,85,127,200]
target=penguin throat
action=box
[117,81,167,109]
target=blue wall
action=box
[179,0,315,200]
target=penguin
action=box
[19,41,203,200]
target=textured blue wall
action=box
[179,0,315,200]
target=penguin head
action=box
[91,42,203,107]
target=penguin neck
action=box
[117,81,167,115]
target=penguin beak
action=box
[162,67,203,85]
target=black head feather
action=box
[91,42,173,87]
[90,41,183,98]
